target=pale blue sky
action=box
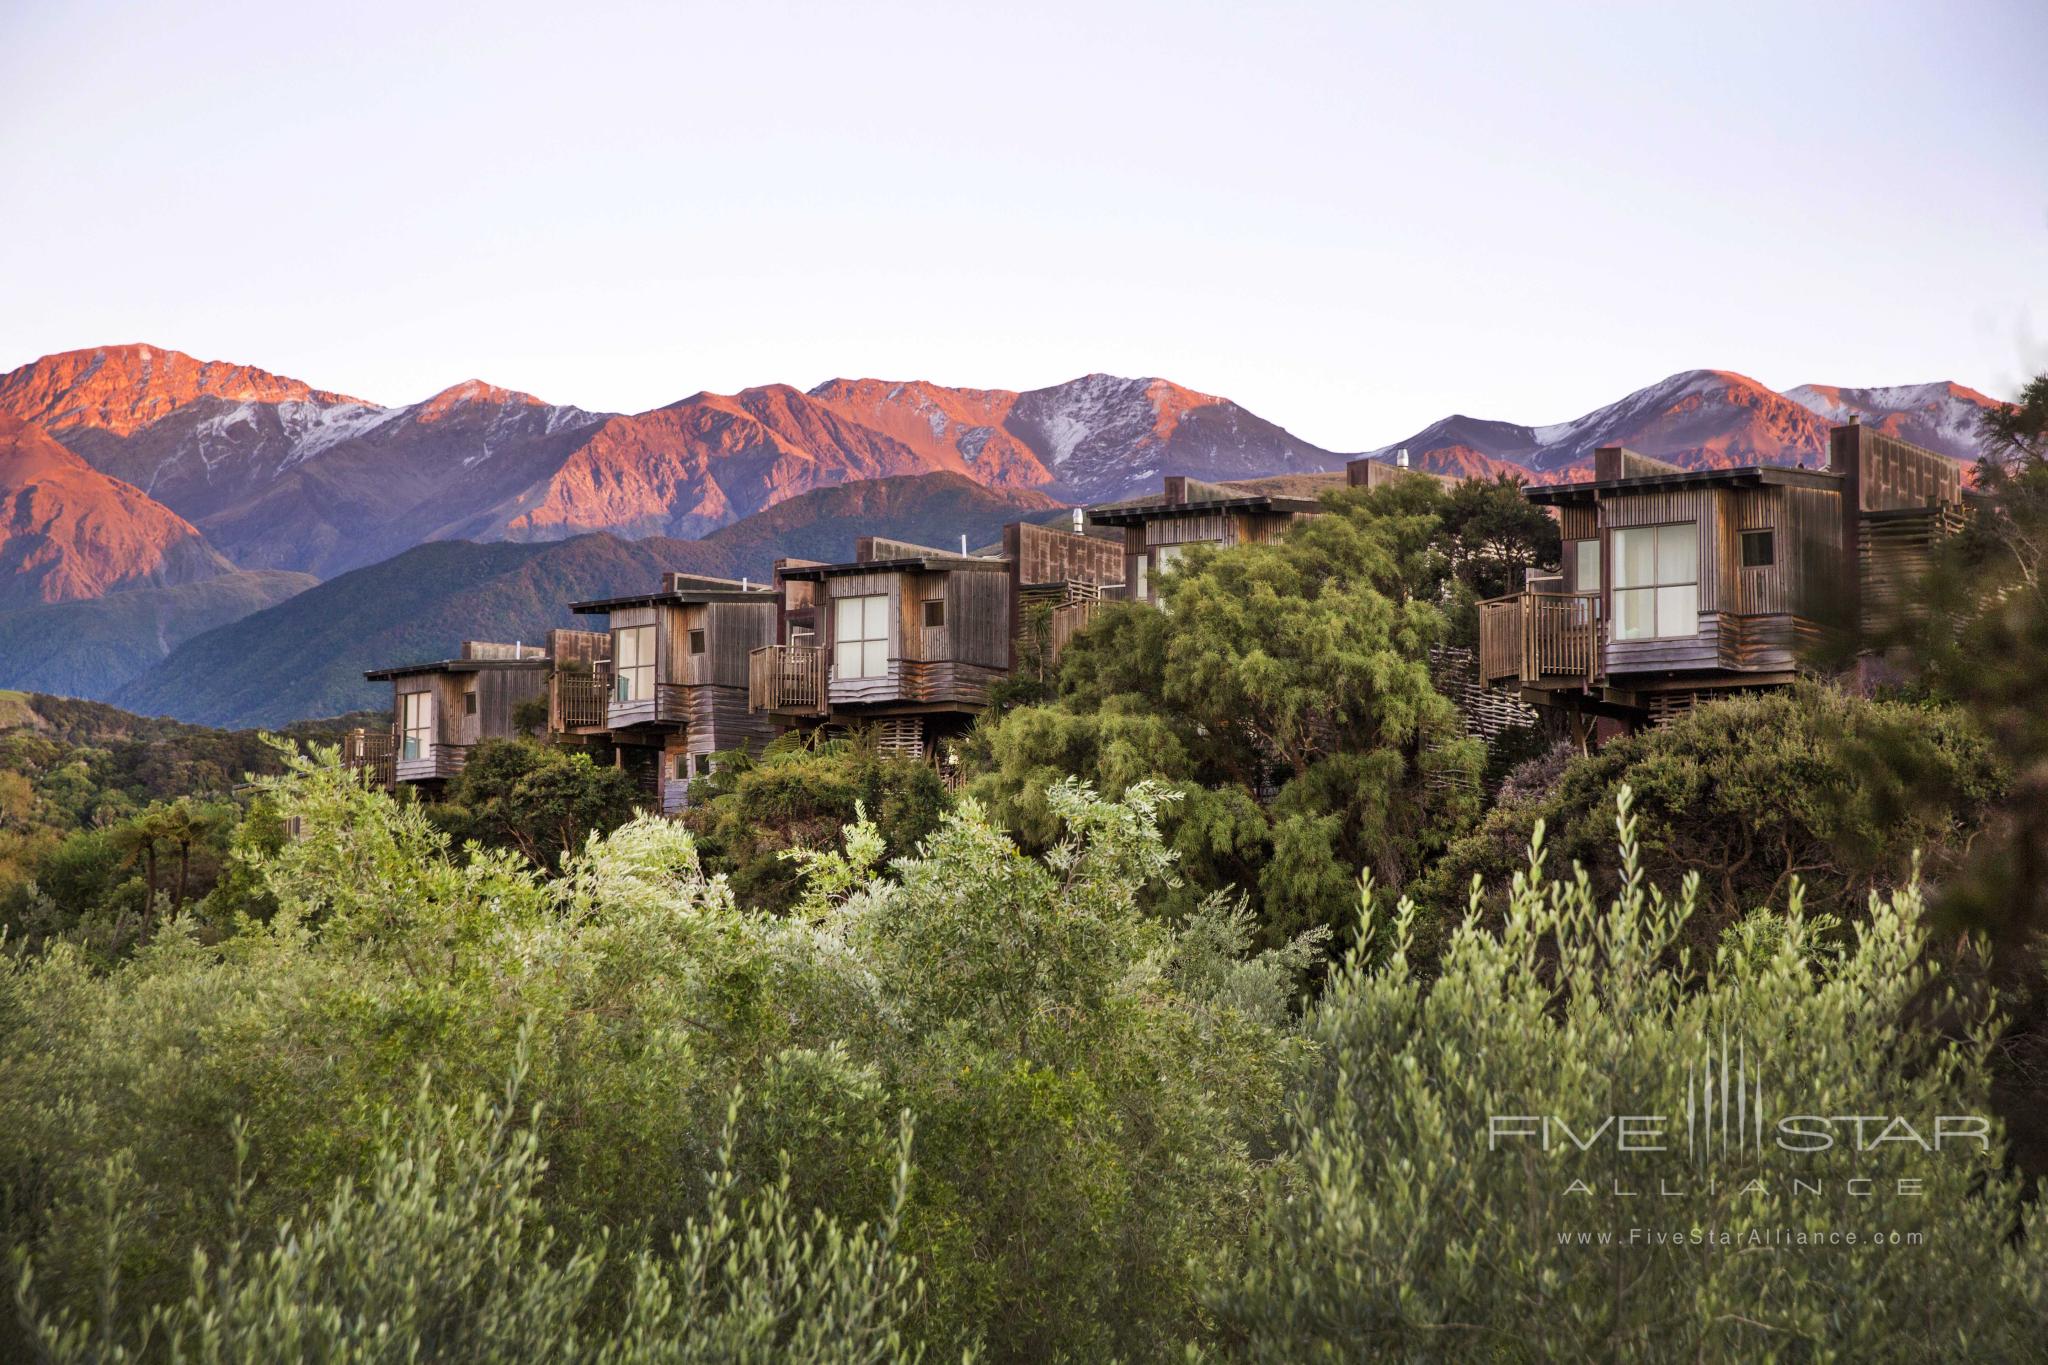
[2,0,2043,449]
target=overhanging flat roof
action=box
[776,555,1009,582]
[363,657,550,682]
[1525,464,1842,506]
[570,587,777,614]
[1086,494,1326,525]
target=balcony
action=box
[749,644,827,715]
[394,740,472,784]
[551,661,612,733]
[340,726,395,788]
[1478,591,1602,689]
[607,681,689,730]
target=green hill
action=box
[0,570,317,700]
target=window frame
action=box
[921,597,945,629]
[1611,521,1699,641]
[1572,538,1602,593]
[687,627,706,656]
[833,593,889,680]
[613,623,655,703]
[1740,528,1776,569]
[400,690,434,761]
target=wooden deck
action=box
[748,644,827,715]
[1478,591,1602,688]
[340,726,396,788]
[606,682,689,730]
[394,742,472,784]
[550,662,612,733]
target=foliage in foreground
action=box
[2,748,1310,1362]
[21,1073,926,1365]
[1217,790,2048,1361]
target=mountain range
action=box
[1361,370,2001,480]
[0,342,2007,726]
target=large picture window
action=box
[834,594,888,679]
[401,690,434,761]
[613,624,654,702]
[1612,523,1697,640]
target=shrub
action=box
[1214,790,2048,1360]
[1412,684,2003,952]
[431,738,639,871]
[682,734,951,914]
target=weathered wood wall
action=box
[1003,521,1124,587]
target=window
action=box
[673,752,689,781]
[614,624,655,702]
[687,628,706,655]
[401,690,434,761]
[833,594,888,679]
[1612,522,1698,640]
[1741,529,1775,568]
[463,689,478,716]
[1572,539,1601,593]
[922,598,945,628]
[1131,555,1150,604]
[1156,544,1187,576]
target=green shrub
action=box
[431,738,639,872]
[1412,684,2003,952]
[682,735,951,914]
[2,749,1314,1362]
[1215,789,2048,1360]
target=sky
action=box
[1,0,2043,451]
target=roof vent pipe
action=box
[1397,447,1410,469]
[1072,507,1084,533]
[960,533,968,555]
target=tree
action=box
[682,732,951,914]
[1411,684,2002,953]
[434,738,639,870]
[1213,792,2048,1361]
[1438,471,1562,634]
[968,486,1485,945]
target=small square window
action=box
[1741,529,1775,568]
[688,628,706,655]
[463,691,478,716]
[922,599,945,628]
[673,753,689,780]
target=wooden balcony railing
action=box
[749,644,827,715]
[1477,591,1602,688]
[340,726,396,788]
[551,662,612,732]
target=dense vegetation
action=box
[1412,682,2005,949]
[7,390,2048,1358]
[0,693,369,956]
